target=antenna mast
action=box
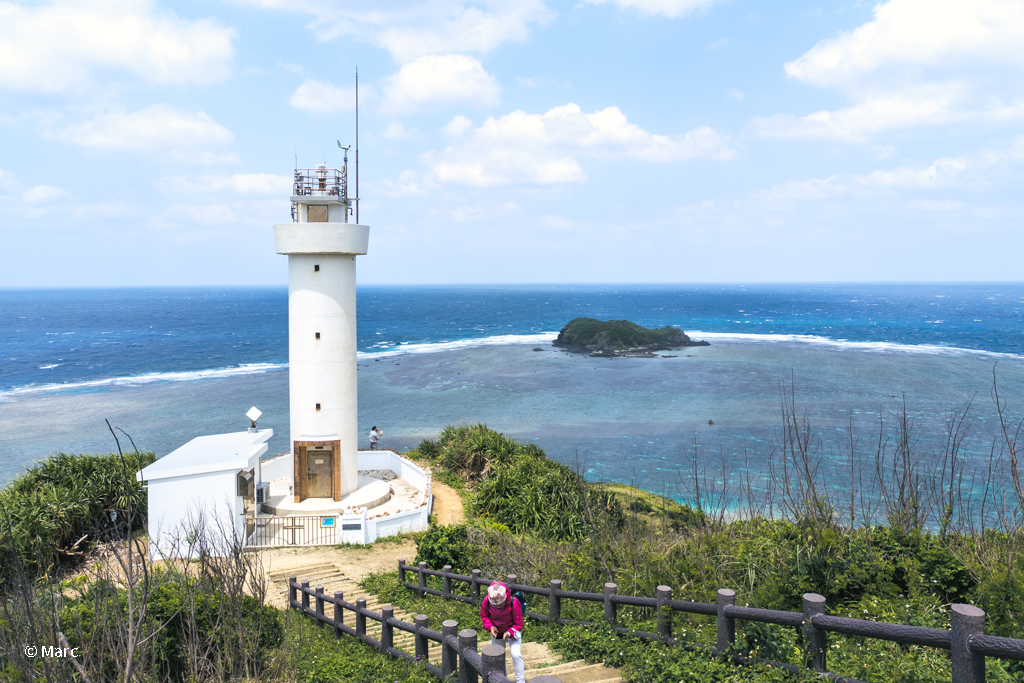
[355,68,360,224]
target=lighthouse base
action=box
[263,476,391,516]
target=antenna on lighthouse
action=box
[338,140,351,222]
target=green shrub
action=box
[549,624,805,683]
[415,524,472,574]
[0,451,155,582]
[60,575,284,682]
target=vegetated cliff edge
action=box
[552,317,709,357]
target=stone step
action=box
[273,565,617,681]
[531,664,622,683]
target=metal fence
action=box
[293,168,346,198]
[288,577,564,683]
[246,515,338,547]
[398,559,1024,683]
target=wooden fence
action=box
[398,559,1024,683]
[288,576,565,683]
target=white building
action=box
[137,429,272,559]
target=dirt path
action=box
[431,480,466,525]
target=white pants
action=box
[491,634,525,683]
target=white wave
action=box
[1,362,288,399]
[356,333,558,359]
[688,331,1023,359]
[2,333,559,398]
[6,329,1017,401]
[38,364,60,369]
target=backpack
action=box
[509,590,526,621]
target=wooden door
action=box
[306,447,334,498]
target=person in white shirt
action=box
[369,426,382,450]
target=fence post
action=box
[382,605,394,651]
[443,565,453,601]
[288,576,297,608]
[414,614,429,661]
[356,597,367,637]
[604,583,618,625]
[951,604,986,683]
[717,588,736,652]
[802,593,827,673]
[441,620,458,680]
[398,558,406,585]
[481,643,507,682]
[550,579,562,623]
[333,591,344,637]
[458,629,478,683]
[315,585,325,627]
[656,585,672,641]
[301,580,310,612]
[506,574,518,593]
[472,570,482,605]
[418,561,428,598]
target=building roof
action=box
[137,429,273,482]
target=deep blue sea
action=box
[2,284,1024,514]
[3,284,1023,394]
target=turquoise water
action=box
[2,285,1023,509]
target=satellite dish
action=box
[246,406,262,429]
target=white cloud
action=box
[162,173,292,195]
[785,0,1024,90]
[0,0,234,93]
[758,0,1024,140]
[236,0,553,64]
[412,102,735,187]
[0,168,18,194]
[22,185,71,203]
[752,145,1016,207]
[40,105,234,152]
[443,115,474,138]
[857,157,968,189]
[382,54,501,113]
[378,169,430,197]
[751,88,961,141]
[289,79,363,114]
[382,122,420,140]
[584,0,721,19]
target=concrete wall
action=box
[370,508,429,538]
[340,450,432,544]
[147,469,240,560]
[261,452,293,482]
[357,449,432,505]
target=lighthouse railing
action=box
[293,167,346,198]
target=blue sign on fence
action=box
[321,516,336,528]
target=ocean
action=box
[2,284,1024,506]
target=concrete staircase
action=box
[266,563,624,683]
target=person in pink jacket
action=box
[480,581,525,683]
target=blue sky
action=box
[1,0,1022,286]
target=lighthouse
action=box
[274,163,367,502]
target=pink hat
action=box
[487,583,507,605]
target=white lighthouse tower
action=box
[274,163,367,502]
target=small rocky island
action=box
[552,317,709,357]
